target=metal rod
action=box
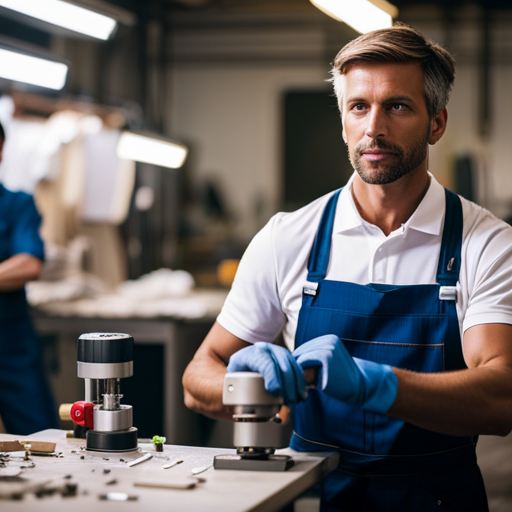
[84,379,94,403]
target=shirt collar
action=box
[333,171,446,236]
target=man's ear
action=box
[429,107,448,145]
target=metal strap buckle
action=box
[439,286,457,301]
[303,282,318,296]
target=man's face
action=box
[340,62,436,185]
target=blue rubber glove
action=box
[227,342,307,404]
[293,334,398,415]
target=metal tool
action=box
[213,372,294,472]
[127,453,152,467]
[99,492,138,501]
[70,333,138,452]
[162,460,183,469]
[190,464,212,475]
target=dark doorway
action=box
[283,90,353,212]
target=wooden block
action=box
[0,441,24,452]
[0,440,57,453]
[21,441,57,453]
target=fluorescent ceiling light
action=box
[0,47,68,90]
[0,0,118,40]
[117,132,189,170]
[310,0,398,34]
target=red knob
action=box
[71,401,94,428]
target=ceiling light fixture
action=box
[310,0,398,34]
[0,0,135,41]
[117,132,189,170]
[0,43,68,90]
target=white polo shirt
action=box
[217,173,512,351]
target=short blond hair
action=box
[331,23,455,118]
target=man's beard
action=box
[349,125,431,185]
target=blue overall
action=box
[0,184,58,435]
[290,188,489,511]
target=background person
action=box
[0,121,59,435]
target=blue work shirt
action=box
[0,183,44,321]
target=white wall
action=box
[170,65,329,239]
[412,8,512,218]
[428,65,481,193]
[166,10,351,240]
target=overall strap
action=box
[437,188,466,371]
[305,187,464,287]
[436,189,463,287]
[306,189,343,283]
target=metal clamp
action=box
[439,286,457,301]
[303,282,318,296]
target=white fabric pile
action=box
[27,268,227,320]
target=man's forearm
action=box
[182,351,234,421]
[389,365,512,437]
[183,322,252,421]
[0,254,42,291]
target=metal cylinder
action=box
[93,405,133,432]
[233,421,285,450]
[223,372,283,407]
[77,333,134,379]
[102,379,122,411]
[78,361,133,379]
[84,379,95,403]
[59,403,72,421]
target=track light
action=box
[0,0,135,41]
[0,42,68,90]
[117,132,189,170]
[310,0,398,34]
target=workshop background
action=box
[0,1,511,510]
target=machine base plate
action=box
[213,454,294,471]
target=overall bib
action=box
[291,188,489,511]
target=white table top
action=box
[0,430,338,512]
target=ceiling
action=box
[108,0,512,14]
[1,0,510,45]
[0,0,509,57]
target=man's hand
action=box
[227,342,307,404]
[293,334,398,415]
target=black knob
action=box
[77,333,134,364]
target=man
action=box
[0,121,59,435]
[183,24,512,511]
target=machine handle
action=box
[70,401,94,428]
